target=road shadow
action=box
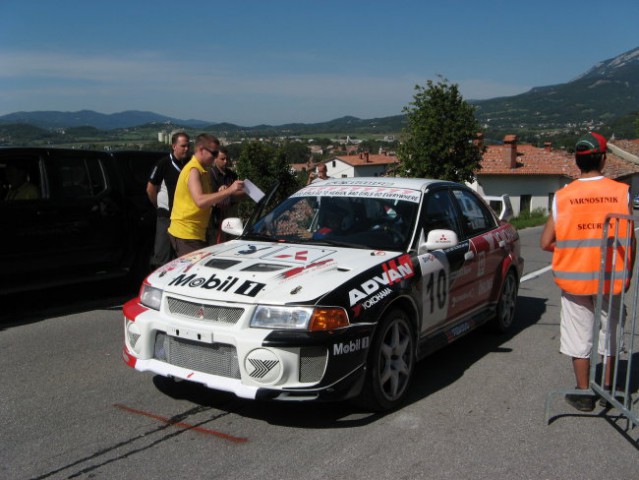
[150,294,548,428]
[405,294,547,406]
[546,352,639,448]
[0,279,137,329]
[152,375,385,428]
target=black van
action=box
[0,148,164,294]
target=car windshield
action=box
[245,185,421,251]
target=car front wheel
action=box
[361,308,415,411]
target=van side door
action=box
[43,150,125,273]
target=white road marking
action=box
[521,265,552,283]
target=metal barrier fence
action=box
[545,213,638,429]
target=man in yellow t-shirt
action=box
[168,134,243,257]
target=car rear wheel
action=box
[491,269,518,333]
[361,308,415,411]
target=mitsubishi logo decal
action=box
[247,359,279,378]
[245,348,282,383]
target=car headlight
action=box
[250,305,349,331]
[140,284,163,310]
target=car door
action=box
[417,187,470,334]
[450,187,503,309]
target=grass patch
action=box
[510,208,548,230]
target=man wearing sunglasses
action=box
[168,134,243,257]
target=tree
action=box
[397,77,482,183]
[235,141,301,219]
[279,141,311,165]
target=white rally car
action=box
[123,177,523,410]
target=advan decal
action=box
[349,254,414,308]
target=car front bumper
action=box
[122,296,372,402]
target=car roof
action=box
[310,176,459,192]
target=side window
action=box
[86,157,107,196]
[0,156,42,202]
[452,189,496,238]
[48,156,106,199]
[422,190,459,236]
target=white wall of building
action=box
[474,175,570,216]
[326,158,394,178]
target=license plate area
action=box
[168,327,213,343]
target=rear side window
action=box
[0,155,43,202]
[452,189,496,238]
[47,155,107,199]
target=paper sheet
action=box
[243,179,265,203]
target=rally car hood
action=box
[148,240,400,305]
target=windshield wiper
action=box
[308,238,363,248]
[242,232,276,242]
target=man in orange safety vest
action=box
[541,132,634,412]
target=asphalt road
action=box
[1,226,638,480]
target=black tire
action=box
[361,308,415,411]
[491,269,518,333]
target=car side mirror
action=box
[221,217,244,236]
[420,229,459,251]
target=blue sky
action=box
[1,0,637,126]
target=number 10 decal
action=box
[418,251,450,332]
[426,269,447,312]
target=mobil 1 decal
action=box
[417,250,450,332]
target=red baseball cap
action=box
[575,132,607,155]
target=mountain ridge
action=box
[1,46,637,135]
[471,46,639,134]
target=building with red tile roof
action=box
[473,135,577,215]
[472,134,639,216]
[324,152,399,178]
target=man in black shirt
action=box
[146,132,191,267]
[208,147,242,244]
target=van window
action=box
[48,156,106,199]
[0,156,42,202]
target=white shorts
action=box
[560,292,624,358]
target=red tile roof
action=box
[335,153,399,167]
[478,142,639,180]
[478,143,578,177]
[612,139,639,157]
[601,152,639,179]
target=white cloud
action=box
[0,49,531,124]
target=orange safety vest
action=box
[553,177,632,295]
